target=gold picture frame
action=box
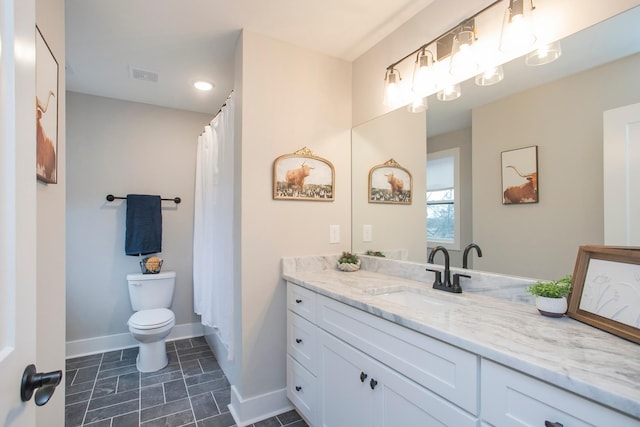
[273,147,335,201]
[567,245,640,344]
[368,159,412,204]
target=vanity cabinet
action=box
[286,282,479,426]
[481,360,640,427]
[319,329,478,427]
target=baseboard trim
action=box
[65,322,205,358]
[228,385,293,427]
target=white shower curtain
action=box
[193,94,234,360]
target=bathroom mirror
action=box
[351,7,640,279]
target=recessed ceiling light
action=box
[194,81,213,91]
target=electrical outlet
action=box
[329,225,340,244]
[363,224,372,242]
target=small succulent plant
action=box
[364,250,385,257]
[338,251,360,264]
[526,275,572,298]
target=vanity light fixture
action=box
[412,48,436,97]
[525,40,562,66]
[194,81,213,91]
[449,26,479,77]
[407,94,428,113]
[383,67,406,108]
[382,0,557,109]
[499,0,537,54]
[437,83,461,101]
[475,64,505,86]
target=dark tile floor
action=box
[65,337,308,427]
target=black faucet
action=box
[462,243,483,269]
[426,246,467,293]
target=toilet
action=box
[127,271,176,372]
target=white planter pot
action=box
[535,296,567,317]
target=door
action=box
[604,102,640,245]
[1,0,39,425]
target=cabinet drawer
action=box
[287,283,317,322]
[287,311,318,374]
[317,294,478,415]
[287,355,317,426]
[481,359,640,426]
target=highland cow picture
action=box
[273,147,335,201]
[368,158,412,204]
[36,26,59,184]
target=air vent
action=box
[130,67,159,83]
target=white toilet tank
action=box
[127,271,176,311]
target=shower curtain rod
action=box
[200,91,234,137]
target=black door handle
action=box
[20,364,63,406]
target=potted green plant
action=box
[526,275,572,317]
[337,251,361,272]
[364,250,385,257]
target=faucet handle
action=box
[425,268,443,287]
[451,273,470,293]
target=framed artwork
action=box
[501,145,537,204]
[567,245,640,344]
[368,159,412,204]
[273,147,335,201]
[36,26,59,184]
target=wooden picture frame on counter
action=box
[567,245,640,344]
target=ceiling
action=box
[66,2,640,124]
[65,0,436,115]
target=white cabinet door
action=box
[318,329,479,427]
[373,362,479,427]
[318,330,376,427]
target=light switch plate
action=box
[363,224,372,242]
[329,225,340,244]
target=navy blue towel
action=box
[125,194,162,256]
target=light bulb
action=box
[437,84,461,101]
[475,65,504,86]
[526,41,562,66]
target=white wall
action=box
[36,0,66,422]
[66,93,211,346]
[225,30,352,420]
[472,53,640,279]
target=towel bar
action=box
[106,194,181,204]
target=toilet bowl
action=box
[127,271,176,373]
[128,308,176,372]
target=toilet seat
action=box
[129,308,174,330]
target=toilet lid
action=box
[129,308,174,330]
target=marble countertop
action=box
[283,259,640,419]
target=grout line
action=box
[138,358,142,427]
[211,390,221,415]
[80,352,104,426]
[175,344,198,425]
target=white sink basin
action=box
[365,287,471,311]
